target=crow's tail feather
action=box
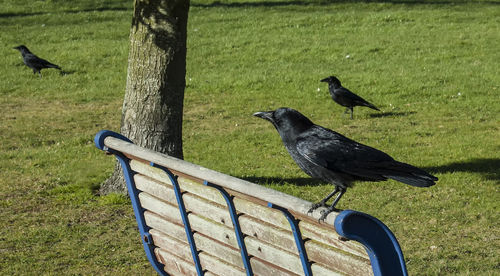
[364,101,380,111]
[386,174,436,187]
[47,63,61,70]
[382,161,437,187]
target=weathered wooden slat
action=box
[139,192,183,225]
[105,136,337,224]
[299,220,368,258]
[245,236,303,273]
[250,257,300,276]
[155,247,197,276]
[199,252,246,276]
[149,229,193,264]
[233,196,291,230]
[135,174,177,204]
[193,232,244,269]
[305,239,373,276]
[310,262,343,276]
[238,215,297,254]
[144,211,187,243]
[188,214,240,249]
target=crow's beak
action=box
[320,77,329,82]
[253,111,274,122]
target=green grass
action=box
[1,0,499,274]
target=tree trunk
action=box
[100,0,190,195]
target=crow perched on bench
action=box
[254,107,437,221]
[321,76,379,119]
[13,45,61,78]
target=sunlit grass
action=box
[1,0,498,274]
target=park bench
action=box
[94,130,408,276]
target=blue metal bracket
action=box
[268,203,312,276]
[94,130,166,276]
[151,163,204,276]
[204,181,253,276]
[334,210,408,276]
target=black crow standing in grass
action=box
[321,76,380,119]
[254,107,437,221]
[13,45,61,78]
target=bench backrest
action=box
[95,130,408,276]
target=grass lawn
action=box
[1,0,498,274]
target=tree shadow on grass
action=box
[423,158,500,182]
[192,0,500,8]
[0,6,130,18]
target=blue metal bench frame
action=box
[95,130,408,276]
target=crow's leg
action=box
[349,107,354,119]
[308,186,340,214]
[318,187,346,222]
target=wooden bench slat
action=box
[199,252,246,276]
[250,259,300,276]
[245,236,303,273]
[144,211,187,243]
[310,262,343,276]
[238,215,297,254]
[135,174,177,205]
[305,239,373,275]
[299,220,368,258]
[150,229,194,264]
[155,248,198,276]
[193,232,244,269]
[139,192,183,224]
[187,214,240,248]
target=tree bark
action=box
[100,0,190,195]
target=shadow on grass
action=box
[369,111,416,118]
[424,158,500,182]
[0,6,130,18]
[60,70,77,76]
[193,0,500,8]
[243,176,325,186]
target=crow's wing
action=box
[296,126,436,186]
[295,126,393,181]
[335,87,379,110]
[25,54,60,69]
